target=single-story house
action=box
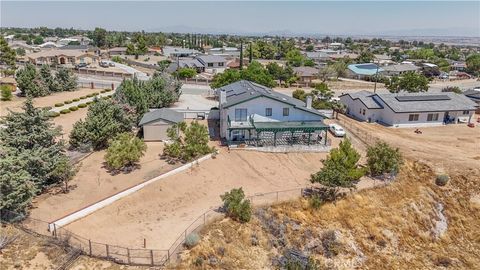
[162,46,200,58]
[339,91,477,127]
[109,47,156,56]
[304,51,330,62]
[347,63,383,80]
[196,55,227,73]
[381,64,420,76]
[218,80,328,146]
[207,47,240,58]
[59,45,100,55]
[293,66,318,83]
[451,61,467,71]
[463,89,480,113]
[139,108,184,141]
[0,77,17,91]
[27,49,99,66]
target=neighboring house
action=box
[451,61,467,71]
[293,66,318,84]
[0,77,17,91]
[169,58,206,73]
[340,91,477,127]
[162,46,200,58]
[139,108,184,141]
[304,51,329,62]
[196,55,227,73]
[59,45,100,55]
[27,49,99,66]
[381,64,420,76]
[463,89,480,113]
[207,47,240,58]
[347,63,384,80]
[108,47,127,55]
[218,80,328,146]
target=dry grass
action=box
[177,161,480,269]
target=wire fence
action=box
[76,81,117,90]
[335,115,381,146]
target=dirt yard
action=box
[63,149,330,250]
[0,88,103,116]
[336,114,480,171]
[29,142,179,222]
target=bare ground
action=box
[63,149,331,250]
[29,142,179,222]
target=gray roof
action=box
[376,92,478,113]
[139,108,184,126]
[305,51,329,59]
[293,66,319,77]
[382,64,419,73]
[178,58,204,68]
[340,91,383,109]
[218,80,325,117]
[196,55,226,64]
[464,89,480,100]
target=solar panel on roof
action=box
[395,95,451,102]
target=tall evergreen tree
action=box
[239,41,244,69]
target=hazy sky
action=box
[1,1,479,36]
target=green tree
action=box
[305,44,314,52]
[0,150,36,215]
[441,86,462,94]
[357,51,375,63]
[0,98,74,189]
[111,55,124,63]
[220,187,252,223]
[163,121,215,162]
[136,36,148,55]
[176,67,197,79]
[157,59,171,72]
[385,72,429,93]
[33,36,44,45]
[286,49,305,67]
[366,141,403,177]
[310,138,364,198]
[56,68,78,91]
[69,99,135,150]
[331,60,348,79]
[68,119,91,151]
[210,69,242,89]
[126,43,136,55]
[16,64,49,97]
[92,27,107,47]
[104,133,147,171]
[240,61,277,88]
[1,85,13,101]
[466,54,480,76]
[39,64,59,92]
[0,36,17,74]
[15,47,26,56]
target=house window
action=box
[463,110,470,115]
[235,108,247,121]
[362,109,366,115]
[265,108,272,116]
[218,62,224,67]
[208,63,213,67]
[283,108,290,116]
[427,113,439,121]
[408,114,419,121]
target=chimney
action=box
[306,95,312,109]
[219,90,227,106]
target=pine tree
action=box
[239,41,244,70]
[249,42,253,63]
[39,64,59,92]
[16,63,49,97]
[56,68,77,91]
[0,36,17,75]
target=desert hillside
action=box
[176,161,480,269]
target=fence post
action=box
[167,249,170,262]
[150,249,154,266]
[127,248,131,264]
[53,223,57,238]
[90,82,94,89]
[276,191,279,201]
[89,240,92,256]
[111,83,114,91]
[204,213,206,224]
[300,188,303,196]
[106,244,109,257]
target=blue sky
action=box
[1,1,479,36]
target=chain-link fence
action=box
[336,116,381,146]
[76,81,117,90]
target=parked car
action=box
[108,62,115,67]
[74,63,88,69]
[99,61,109,68]
[329,124,346,137]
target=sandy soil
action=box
[274,79,388,97]
[29,142,179,222]
[52,106,89,137]
[0,88,102,117]
[63,149,330,250]
[336,114,480,171]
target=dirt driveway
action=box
[63,149,329,250]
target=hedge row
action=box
[54,103,64,107]
[78,103,88,108]
[60,109,71,114]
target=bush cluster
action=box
[47,111,60,118]
[72,98,80,102]
[60,109,71,114]
[54,103,64,107]
[78,103,88,108]
[64,100,73,104]
[220,188,252,223]
[436,174,449,186]
[184,233,200,249]
[69,106,78,111]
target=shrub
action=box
[436,174,449,186]
[86,101,93,105]
[80,95,87,99]
[321,230,342,258]
[87,93,95,97]
[105,133,147,170]
[220,188,252,223]
[47,111,60,118]
[72,98,80,102]
[78,103,87,108]
[60,109,71,114]
[64,100,73,104]
[193,256,204,267]
[69,119,91,151]
[1,85,13,101]
[184,233,200,249]
[43,106,52,111]
[309,194,324,209]
[54,103,64,107]
[69,106,78,111]
[93,92,100,96]
[366,141,403,177]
